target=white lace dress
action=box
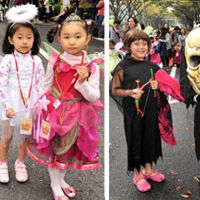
[0,50,44,138]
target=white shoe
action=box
[0,161,9,183]
[15,160,28,182]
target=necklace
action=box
[13,53,35,109]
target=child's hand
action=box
[151,80,159,90]
[6,108,16,118]
[130,88,144,99]
[76,66,89,83]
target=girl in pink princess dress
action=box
[27,13,104,200]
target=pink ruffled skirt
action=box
[27,92,103,170]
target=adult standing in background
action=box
[96,0,104,38]
[170,26,181,48]
[109,19,123,43]
[91,0,98,20]
[76,0,85,19]
[179,27,187,49]
[125,16,141,34]
[159,23,171,71]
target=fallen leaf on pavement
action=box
[180,193,190,198]
[179,190,192,199]
[193,176,200,183]
[176,186,182,191]
[121,188,129,192]
[186,190,192,195]
[169,170,178,175]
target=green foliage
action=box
[110,0,200,28]
[53,3,61,15]
[157,0,200,27]
[84,1,92,10]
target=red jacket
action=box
[96,0,104,16]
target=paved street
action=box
[0,21,104,200]
[110,67,200,199]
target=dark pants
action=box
[96,15,104,38]
[76,8,84,19]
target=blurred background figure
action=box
[96,0,104,38]
[109,19,123,44]
[76,0,85,19]
[109,39,120,80]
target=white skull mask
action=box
[185,28,200,95]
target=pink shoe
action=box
[144,169,165,182]
[15,160,28,183]
[133,174,151,192]
[0,161,9,183]
[62,184,76,198]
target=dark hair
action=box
[2,22,41,55]
[109,39,116,46]
[114,19,120,25]
[124,29,151,52]
[140,23,145,30]
[128,17,138,24]
[46,11,90,43]
[160,26,169,39]
[174,26,180,31]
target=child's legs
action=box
[58,169,76,198]
[48,168,65,196]
[0,138,12,161]
[58,169,71,187]
[17,138,28,161]
[134,168,144,177]
[144,163,152,173]
[134,163,153,177]
[0,123,13,161]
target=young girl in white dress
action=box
[0,4,44,183]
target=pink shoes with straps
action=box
[133,169,165,192]
[62,185,76,198]
[144,169,165,182]
[133,174,151,192]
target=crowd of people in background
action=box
[0,0,105,38]
[109,17,189,75]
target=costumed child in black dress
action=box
[110,29,183,192]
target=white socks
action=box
[58,169,69,188]
[48,168,64,196]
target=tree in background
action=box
[110,0,200,29]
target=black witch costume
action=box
[110,56,183,172]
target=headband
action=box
[6,4,37,32]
